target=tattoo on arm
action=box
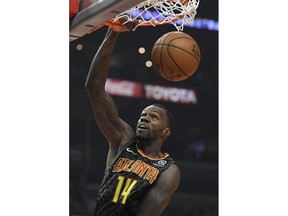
[85,28,133,145]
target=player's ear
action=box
[162,128,171,138]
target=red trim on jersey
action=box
[136,144,169,160]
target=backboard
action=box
[69,0,145,41]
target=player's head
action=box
[152,103,174,129]
[136,104,174,143]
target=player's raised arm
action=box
[85,27,134,151]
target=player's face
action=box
[136,105,169,142]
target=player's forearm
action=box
[85,28,120,92]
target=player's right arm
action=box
[85,28,135,164]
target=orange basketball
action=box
[151,31,201,82]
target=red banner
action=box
[105,79,142,98]
[105,78,197,105]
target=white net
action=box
[113,0,200,31]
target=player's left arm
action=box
[135,164,181,216]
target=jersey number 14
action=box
[112,175,138,204]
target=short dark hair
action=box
[152,103,174,129]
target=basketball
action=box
[151,31,201,82]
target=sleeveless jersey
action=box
[94,140,176,216]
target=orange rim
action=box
[86,0,191,33]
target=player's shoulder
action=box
[159,162,181,182]
[166,163,181,176]
[156,163,181,192]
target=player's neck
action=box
[136,141,163,159]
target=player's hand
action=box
[110,15,138,32]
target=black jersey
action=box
[94,140,176,216]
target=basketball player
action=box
[85,22,181,216]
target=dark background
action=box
[70,0,218,215]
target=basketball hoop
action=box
[103,0,200,31]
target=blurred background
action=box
[70,0,218,215]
